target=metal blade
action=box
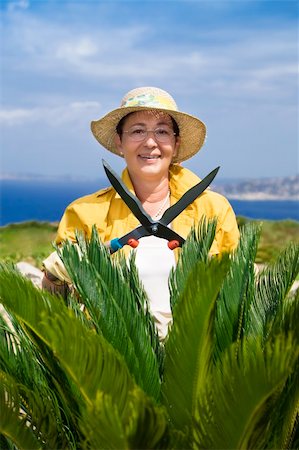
[160,166,220,225]
[102,159,154,227]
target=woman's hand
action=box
[42,270,69,298]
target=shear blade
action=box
[102,159,153,227]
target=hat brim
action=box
[90,105,206,163]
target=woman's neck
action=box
[132,176,169,201]
[130,174,170,217]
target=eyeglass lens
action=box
[124,127,175,142]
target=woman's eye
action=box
[156,129,170,136]
[132,128,145,135]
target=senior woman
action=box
[42,86,239,339]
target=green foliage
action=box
[0,221,298,449]
[57,228,162,400]
[1,218,298,267]
[162,256,230,447]
[0,221,57,267]
[237,217,299,264]
[195,335,298,449]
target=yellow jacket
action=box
[44,165,239,281]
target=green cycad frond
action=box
[272,288,299,342]
[263,290,299,450]
[120,253,165,377]
[263,357,299,450]
[81,387,168,450]
[1,369,73,449]
[249,242,299,340]
[58,229,161,400]
[0,308,48,390]
[0,377,42,450]
[0,264,170,448]
[123,387,168,449]
[59,239,142,379]
[162,256,230,441]
[0,263,136,414]
[0,314,72,448]
[214,222,260,360]
[80,390,128,450]
[169,217,217,310]
[194,334,298,449]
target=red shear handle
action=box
[128,238,139,248]
[168,240,180,250]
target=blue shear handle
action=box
[110,238,123,252]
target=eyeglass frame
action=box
[122,126,177,143]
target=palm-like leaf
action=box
[0,377,42,450]
[80,386,168,450]
[0,265,137,446]
[0,264,135,408]
[214,222,260,360]
[0,262,168,448]
[58,229,162,400]
[249,242,299,340]
[162,256,230,443]
[1,217,298,448]
[194,335,298,449]
[168,218,217,310]
[0,308,75,448]
[262,289,299,449]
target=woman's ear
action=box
[114,134,124,156]
[173,136,181,159]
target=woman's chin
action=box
[139,160,165,175]
[138,156,161,165]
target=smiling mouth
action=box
[139,155,160,160]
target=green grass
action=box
[0,221,58,268]
[237,217,299,264]
[0,219,298,268]
[257,221,299,263]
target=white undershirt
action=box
[134,234,176,340]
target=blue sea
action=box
[1,179,298,226]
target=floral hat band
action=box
[121,92,178,110]
[90,87,207,163]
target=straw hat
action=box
[90,86,206,163]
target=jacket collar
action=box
[117,164,201,200]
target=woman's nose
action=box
[144,133,158,147]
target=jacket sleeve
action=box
[43,188,113,282]
[42,205,82,283]
[214,201,240,254]
[55,205,84,245]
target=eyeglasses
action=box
[122,126,176,143]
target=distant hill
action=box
[213,175,299,200]
[1,172,298,201]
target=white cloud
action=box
[0,108,34,124]
[56,37,98,61]
[2,7,296,103]
[0,102,101,126]
[7,0,29,12]
[1,3,297,176]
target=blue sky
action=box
[1,0,298,181]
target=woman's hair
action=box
[116,112,180,138]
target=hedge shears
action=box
[102,159,219,253]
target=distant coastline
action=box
[223,193,298,201]
[213,174,298,201]
[1,173,298,202]
[1,178,299,224]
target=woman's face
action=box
[115,111,180,182]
